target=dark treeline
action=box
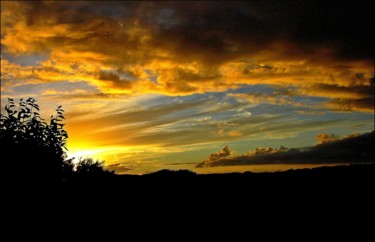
[63,164,375,209]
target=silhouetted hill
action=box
[59,163,374,218]
[65,163,375,192]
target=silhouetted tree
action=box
[0,98,69,183]
[1,98,117,183]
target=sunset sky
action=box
[1,1,373,174]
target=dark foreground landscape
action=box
[7,163,374,233]
[55,164,375,219]
[63,163,375,195]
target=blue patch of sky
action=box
[156,8,180,29]
[84,4,131,19]
[144,69,158,83]
[134,94,176,108]
[298,110,373,128]
[1,52,49,67]
[118,73,136,81]
[228,125,335,154]
[246,103,285,115]
[165,106,203,120]
[232,84,329,105]
[248,101,372,129]
[231,84,276,94]
[0,43,5,53]
[292,95,328,104]
[138,87,270,111]
[134,92,243,122]
[11,81,98,96]
[159,148,215,165]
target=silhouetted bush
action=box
[0,97,113,183]
[1,98,68,183]
[62,157,75,182]
[75,157,114,177]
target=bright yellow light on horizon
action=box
[67,146,109,164]
[66,142,153,165]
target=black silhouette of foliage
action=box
[0,97,68,182]
[1,97,115,183]
[1,97,68,154]
[75,157,114,177]
[62,157,76,181]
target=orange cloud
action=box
[323,97,374,113]
[1,59,40,87]
[228,131,243,137]
[316,133,340,144]
[1,1,373,111]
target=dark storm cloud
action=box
[325,97,374,113]
[196,145,231,168]
[149,1,374,62]
[5,1,373,60]
[197,131,375,167]
[98,70,133,89]
[300,83,375,113]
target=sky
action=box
[1,1,374,174]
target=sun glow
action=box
[67,147,107,164]
[66,143,151,165]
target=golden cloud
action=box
[316,133,340,144]
[323,98,374,113]
[1,1,374,112]
[228,131,243,137]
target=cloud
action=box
[316,133,340,144]
[302,83,373,99]
[61,91,351,150]
[0,59,41,87]
[197,146,232,168]
[97,70,133,90]
[1,1,373,110]
[229,92,295,106]
[245,146,289,156]
[228,131,243,137]
[196,131,375,167]
[62,95,229,148]
[105,163,133,174]
[164,162,197,166]
[299,83,375,113]
[344,133,361,139]
[324,97,374,113]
